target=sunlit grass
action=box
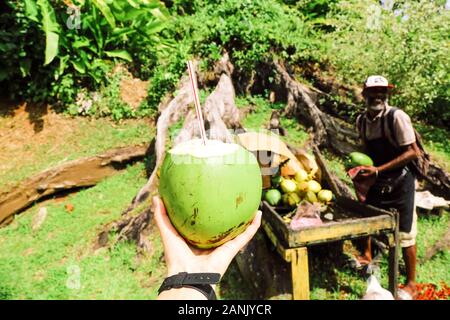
[0,163,164,300]
[0,117,153,191]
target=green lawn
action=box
[0,96,448,300]
[0,116,154,191]
[0,163,165,299]
[236,95,310,147]
[416,124,450,172]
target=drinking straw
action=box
[187,61,207,145]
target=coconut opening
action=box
[169,139,240,158]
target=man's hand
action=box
[358,166,378,178]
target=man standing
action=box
[355,75,419,299]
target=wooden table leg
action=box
[290,247,310,300]
[388,211,400,298]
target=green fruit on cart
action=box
[305,190,318,203]
[280,179,297,194]
[271,175,283,188]
[265,189,282,206]
[294,169,309,182]
[287,192,301,207]
[307,180,322,193]
[317,189,333,203]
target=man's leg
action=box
[402,245,417,296]
[362,236,372,263]
[399,209,418,298]
[353,237,372,266]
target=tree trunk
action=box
[0,144,149,227]
[96,55,243,251]
[273,60,361,157]
[423,164,450,199]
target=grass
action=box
[236,94,450,300]
[0,117,154,190]
[308,212,450,300]
[218,260,257,300]
[237,94,310,148]
[236,95,275,130]
[0,94,447,300]
[0,163,165,300]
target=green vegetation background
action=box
[0,0,448,300]
[1,0,448,126]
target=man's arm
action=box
[377,142,419,173]
[360,142,419,177]
[355,114,369,153]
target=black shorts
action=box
[366,170,415,233]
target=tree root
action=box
[0,144,149,227]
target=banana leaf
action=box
[37,0,60,65]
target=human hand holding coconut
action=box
[154,196,261,300]
[155,62,263,300]
[155,138,263,300]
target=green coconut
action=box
[159,139,262,249]
[345,152,374,169]
[265,189,282,206]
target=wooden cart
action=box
[261,199,399,300]
[260,147,399,300]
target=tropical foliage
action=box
[0,0,170,105]
[0,0,448,127]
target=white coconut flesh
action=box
[169,139,240,158]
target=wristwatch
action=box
[158,272,221,300]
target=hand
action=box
[358,166,378,178]
[153,196,262,278]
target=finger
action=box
[213,211,262,258]
[153,196,186,245]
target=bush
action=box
[0,1,46,100]
[141,0,320,111]
[322,0,450,127]
[0,0,171,108]
[173,0,318,72]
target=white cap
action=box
[364,75,394,89]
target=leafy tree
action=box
[322,0,449,126]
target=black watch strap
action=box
[158,272,221,300]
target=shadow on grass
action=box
[309,242,367,299]
[0,284,15,300]
[218,260,258,300]
[0,96,49,133]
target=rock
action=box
[32,207,47,231]
[324,213,334,221]
[415,191,449,211]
